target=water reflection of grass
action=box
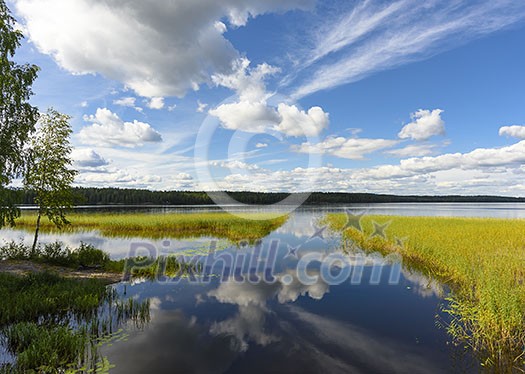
[15,212,288,241]
[326,214,525,371]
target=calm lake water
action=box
[3,203,524,373]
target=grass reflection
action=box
[326,214,525,372]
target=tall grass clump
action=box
[0,241,192,372]
[3,323,88,373]
[0,272,107,326]
[14,212,288,241]
[0,271,151,372]
[325,214,525,372]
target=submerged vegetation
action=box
[14,212,288,241]
[0,271,150,373]
[0,271,109,327]
[3,322,89,373]
[326,214,525,372]
[0,241,201,372]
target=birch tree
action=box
[24,108,77,252]
[0,0,39,227]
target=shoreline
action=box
[0,259,123,284]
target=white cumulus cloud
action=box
[15,0,313,97]
[211,101,329,137]
[275,103,329,137]
[147,97,165,110]
[79,108,162,148]
[212,57,280,102]
[210,59,329,137]
[210,101,280,133]
[499,125,525,139]
[355,140,525,180]
[71,148,109,168]
[398,109,445,141]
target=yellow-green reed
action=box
[325,214,525,372]
[15,212,288,242]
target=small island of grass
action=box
[13,212,289,242]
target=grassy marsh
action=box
[14,212,288,242]
[325,214,525,371]
[0,271,150,373]
[0,241,200,372]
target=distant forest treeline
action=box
[10,187,525,206]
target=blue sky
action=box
[8,0,525,195]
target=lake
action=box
[3,203,525,372]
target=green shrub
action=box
[73,242,110,268]
[0,241,31,260]
[40,241,72,266]
[0,241,111,269]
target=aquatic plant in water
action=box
[325,214,525,372]
[0,271,151,373]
